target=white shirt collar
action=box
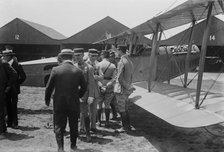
[8,58,14,66]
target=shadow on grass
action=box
[1,132,34,141]
[18,108,53,115]
[19,125,40,131]
[78,136,113,145]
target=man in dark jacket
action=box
[0,55,17,138]
[2,46,26,129]
[45,49,87,152]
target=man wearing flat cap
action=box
[45,49,87,152]
[85,48,101,132]
[96,50,116,127]
[73,48,96,142]
[2,46,26,129]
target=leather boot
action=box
[97,109,102,126]
[125,111,131,130]
[84,117,91,142]
[105,109,110,127]
[55,133,64,152]
[115,112,131,133]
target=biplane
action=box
[94,0,224,128]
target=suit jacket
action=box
[75,61,99,102]
[11,60,26,94]
[45,61,87,112]
[116,54,134,94]
[85,59,100,98]
[0,60,17,103]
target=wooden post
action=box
[148,24,160,92]
[195,2,213,109]
[184,20,196,88]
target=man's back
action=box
[45,61,86,111]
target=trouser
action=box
[116,93,131,129]
[98,92,114,123]
[80,100,97,130]
[6,90,18,126]
[54,110,79,149]
[0,89,7,134]
[110,96,117,118]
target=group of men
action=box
[45,45,135,152]
[0,46,26,138]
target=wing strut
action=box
[148,23,162,92]
[195,2,214,109]
[184,20,196,88]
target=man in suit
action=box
[2,46,26,129]
[73,48,98,142]
[85,48,100,132]
[114,45,135,133]
[0,53,17,138]
[45,49,87,152]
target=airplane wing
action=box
[94,0,224,44]
[130,81,224,128]
[132,0,224,35]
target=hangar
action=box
[0,18,66,61]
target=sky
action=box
[0,0,210,38]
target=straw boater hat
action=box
[88,48,98,56]
[73,48,84,55]
[58,49,74,56]
[2,49,16,56]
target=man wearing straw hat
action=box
[0,52,17,139]
[2,46,26,129]
[45,49,87,152]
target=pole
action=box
[184,20,196,88]
[195,2,213,109]
[148,24,161,92]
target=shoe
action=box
[91,128,99,132]
[86,134,91,142]
[12,124,19,129]
[70,146,77,152]
[79,129,85,134]
[115,127,127,133]
[0,133,6,139]
[111,117,119,121]
[105,121,110,128]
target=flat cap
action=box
[73,48,84,55]
[88,48,98,56]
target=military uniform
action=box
[97,50,116,126]
[115,45,135,132]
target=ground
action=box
[0,73,224,152]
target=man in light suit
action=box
[85,48,100,132]
[73,48,97,142]
[45,49,86,152]
[0,54,17,138]
[2,46,26,129]
[114,45,135,133]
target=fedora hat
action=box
[2,49,16,56]
[58,49,74,56]
[73,48,84,55]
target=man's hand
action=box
[87,97,94,105]
[4,86,11,93]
